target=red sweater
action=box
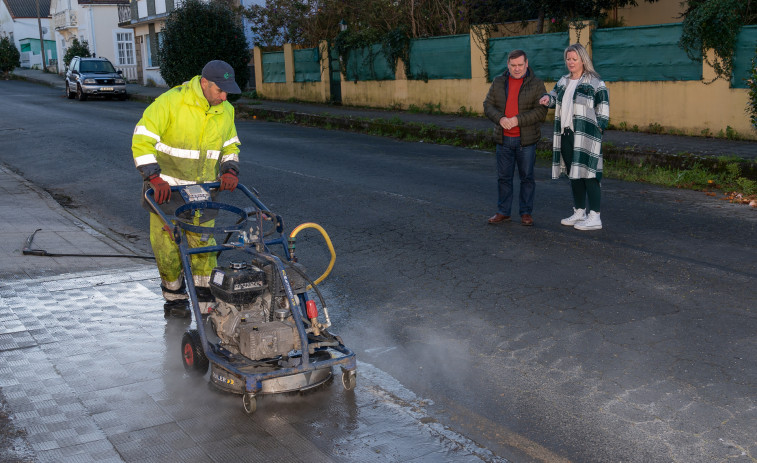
[503,76,523,137]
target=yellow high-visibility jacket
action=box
[131,75,240,185]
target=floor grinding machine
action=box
[147,182,356,414]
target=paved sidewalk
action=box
[12,67,757,160]
[0,164,152,280]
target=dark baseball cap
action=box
[201,60,241,94]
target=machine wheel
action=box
[341,369,356,391]
[65,83,75,99]
[76,85,87,101]
[181,330,209,375]
[242,393,257,414]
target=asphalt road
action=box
[2,79,757,462]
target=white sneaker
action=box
[561,208,586,226]
[574,211,602,230]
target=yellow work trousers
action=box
[149,212,217,298]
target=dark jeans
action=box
[560,129,601,212]
[496,137,536,216]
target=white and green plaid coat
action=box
[544,74,610,180]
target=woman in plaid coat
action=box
[540,43,610,231]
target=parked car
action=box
[65,57,127,101]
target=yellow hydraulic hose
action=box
[289,222,335,288]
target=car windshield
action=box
[79,61,116,73]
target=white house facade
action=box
[0,0,55,69]
[51,0,136,80]
[119,0,254,88]
[117,0,184,87]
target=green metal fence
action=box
[262,51,285,83]
[592,23,701,82]
[264,24,756,89]
[732,25,757,89]
[408,34,471,80]
[488,32,568,81]
[294,47,321,83]
[345,44,395,82]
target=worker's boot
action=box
[164,299,191,318]
[161,280,190,318]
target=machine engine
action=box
[208,262,306,360]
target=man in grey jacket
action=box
[484,50,548,226]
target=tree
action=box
[527,0,659,33]
[244,0,311,47]
[245,0,663,48]
[62,38,91,68]
[244,0,402,47]
[0,35,21,79]
[679,0,757,82]
[158,0,251,90]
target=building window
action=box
[146,32,164,68]
[115,32,135,65]
[145,34,153,67]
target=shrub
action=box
[62,38,91,68]
[736,177,757,195]
[747,49,757,130]
[158,0,250,90]
[0,35,20,78]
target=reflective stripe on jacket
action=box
[131,75,240,184]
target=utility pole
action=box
[36,0,47,72]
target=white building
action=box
[51,0,136,80]
[119,0,255,88]
[0,0,55,69]
[116,0,180,87]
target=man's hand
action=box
[149,175,171,204]
[219,172,238,191]
[500,116,518,130]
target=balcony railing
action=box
[118,4,132,27]
[53,10,77,30]
[116,64,138,82]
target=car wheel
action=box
[76,85,87,101]
[117,94,127,101]
[65,82,75,99]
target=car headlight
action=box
[115,79,125,84]
[83,78,96,84]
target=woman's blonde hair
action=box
[564,43,600,79]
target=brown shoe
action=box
[488,213,511,224]
[521,214,534,226]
